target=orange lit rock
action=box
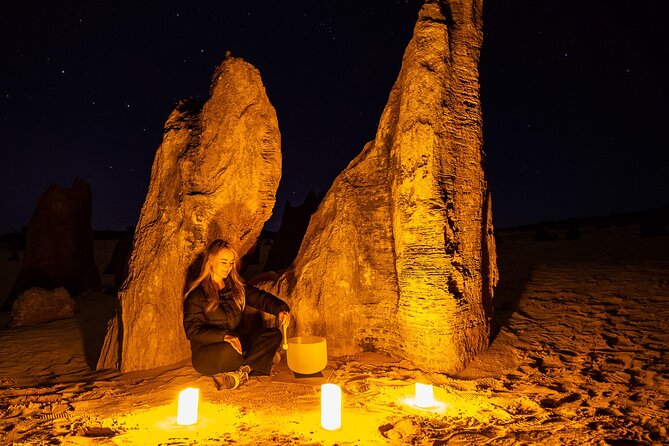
[98,55,281,372]
[257,0,497,373]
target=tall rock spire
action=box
[259,0,496,373]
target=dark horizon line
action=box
[1,202,667,239]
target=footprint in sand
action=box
[539,392,581,409]
[627,368,657,388]
[56,381,94,398]
[601,370,630,385]
[528,356,548,374]
[1,405,25,419]
[501,374,524,390]
[557,349,578,357]
[601,333,619,348]
[642,342,668,353]
[580,366,605,383]
[557,348,580,364]
[605,354,628,366]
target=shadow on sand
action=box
[75,291,117,370]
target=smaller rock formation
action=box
[5,179,100,310]
[264,191,324,272]
[10,287,77,327]
[103,237,133,291]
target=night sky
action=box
[1,1,666,234]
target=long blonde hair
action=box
[184,239,246,312]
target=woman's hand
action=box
[224,334,242,354]
[278,311,291,328]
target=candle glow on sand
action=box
[401,382,448,413]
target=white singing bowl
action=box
[286,336,328,374]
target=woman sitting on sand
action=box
[183,239,290,390]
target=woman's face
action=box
[210,248,235,281]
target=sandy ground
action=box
[0,227,667,445]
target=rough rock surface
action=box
[10,287,76,327]
[259,0,496,373]
[5,179,100,310]
[98,56,281,372]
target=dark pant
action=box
[191,327,282,376]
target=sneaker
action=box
[238,365,251,381]
[213,365,251,390]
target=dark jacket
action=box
[183,281,289,352]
